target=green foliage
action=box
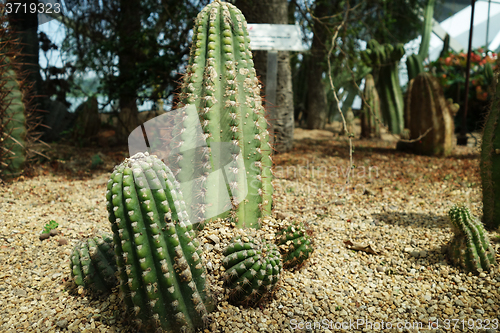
[222,235,282,306]
[275,221,314,269]
[428,48,499,131]
[480,73,500,230]
[447,204,497,273]
[60,0,211,110]
[106,152,213,332]
[70,234,118,294]
[42,220,59,234]
[176,0,272,229]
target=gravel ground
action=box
[1,136,499,333]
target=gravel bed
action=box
[0,138,499,333]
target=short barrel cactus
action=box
[106,152,213,332]
[222,236,282,306]
[70,234,118,294]
[447,204,497,273]
[276,221,314,269]
[174,0,273,229]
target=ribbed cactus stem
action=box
[481,74,500,230]
[275,221,314,269]
[403,72,455,156]
[70,234,118,294]
[1,58,26,177]
[176,0,272,229]
[222,236,282,306]
[448,205,496,273]
[361,74,381,139]
[107,152,213,332]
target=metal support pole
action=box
[486,0,491,48]
[458,0,477,146]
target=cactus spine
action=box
[403,72,455,156]
[70,234,118,294]
[360,74,382,139]
[176,0,272,229]
[106,152,213,332]
[0,6,42,178]
[222,236,282,306]
[481,74,500,230]
[276,221,313,269]
[448,205,496,273]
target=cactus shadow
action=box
[371,211,450,230]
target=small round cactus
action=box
[222,236,282,306]
[70,234,118,294]
[448,204,497,273]
[276,221,313,269]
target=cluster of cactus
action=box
[222,235,282,306]
[275,221,314,269]
[406,0,436,82]
[401,72,455,156]
[70,234,118,294]
[447,204,497,273]
[172,0,273,229]
[362,40,405,134]
[0,8,41,178]
[481,73,500,230]
[360,74,382,139]
[106,152,214,332]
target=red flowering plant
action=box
[428,47,499,131]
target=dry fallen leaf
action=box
[343,240,380,255]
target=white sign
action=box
[247,24,307,51]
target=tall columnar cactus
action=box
[360,74,382,139]
[481,74,500,230]
[447,204,496,273]
[174,0,273,229]
[70,234,118,294]
[106,152,214,332]
[406,0,436,82]
[222,236,282,306]
[0,7,42,178]
[403,72,455,156]
[0,58,26,177]
[363,40,405,134]
[275,221,314,269]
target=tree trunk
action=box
[116,0,141,141]
[306,0,330,130]
[235,0,294,153]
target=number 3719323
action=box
[5,2,62,14]
[438,319,499,330]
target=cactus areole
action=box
[106,152,213,332]
[481,74,500,230]
[177,0,273,229]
